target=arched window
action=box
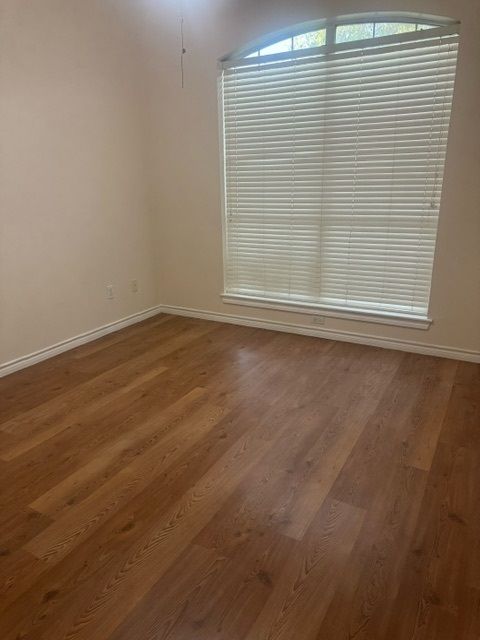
[244,19,440,58]
[220,14,460,326]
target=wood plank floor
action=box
[0,314,479,640]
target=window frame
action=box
[218,13,460,329]
[225,13,457,62]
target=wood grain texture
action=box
[0,314,478,639]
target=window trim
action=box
[218,13,459,329]
[221,294,432,329]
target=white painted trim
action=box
[159,304,480,363]
[0,306,164,378]
[1,301,477,378]
[222,294,431,330]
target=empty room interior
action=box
[1,0,480,638]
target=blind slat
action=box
[223,31,458,317]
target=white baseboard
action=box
[0,306,164,378]
[159,304,480,363]
[1,302,478,378]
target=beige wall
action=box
[143,0,480,355]
[0,0,158,365]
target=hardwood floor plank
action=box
[244,499,365,640]
[108,543,231,640]
[0,320,214,441]
[28,387,207,517]
[0,366,169,461]
[23,404,305,639]
[70,316,212,376]
[0,507,52,554]
[0,325,249,510]
[0,326,284,537]
[329,353,433,509]
[424,446,478,619]
[382,442,477,640]
[0,316,477,639]
[403,358,458,471]
[0,361,90,426]
[110,532,294,640]
[25,400,229,562]
[316,463,428,640]
[0,550,43,609]
[193,402,339,556]
[0,331,309,638]
[0,404,256,618]
[463,588,480,640]
[410,605,459,640]
[278,358,399,540]
[177,534,294,640]
[71,314,174,360]
[440,384,480,451]
[0,315,175,424]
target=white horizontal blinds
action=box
[222,29,459,317]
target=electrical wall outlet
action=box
[131,279,139,294]
[312,315,325,326]
[106,285,114,300]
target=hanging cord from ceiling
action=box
[180,2,186,88]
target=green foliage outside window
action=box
[246,22,436,58]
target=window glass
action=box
[244,21,442,59]
[374,22,416,37]
[293,29,326,49]
[336,23,374,43]
[259,38,292,56]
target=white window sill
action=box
[221,294,432,330]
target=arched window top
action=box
[228,14,459,61]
